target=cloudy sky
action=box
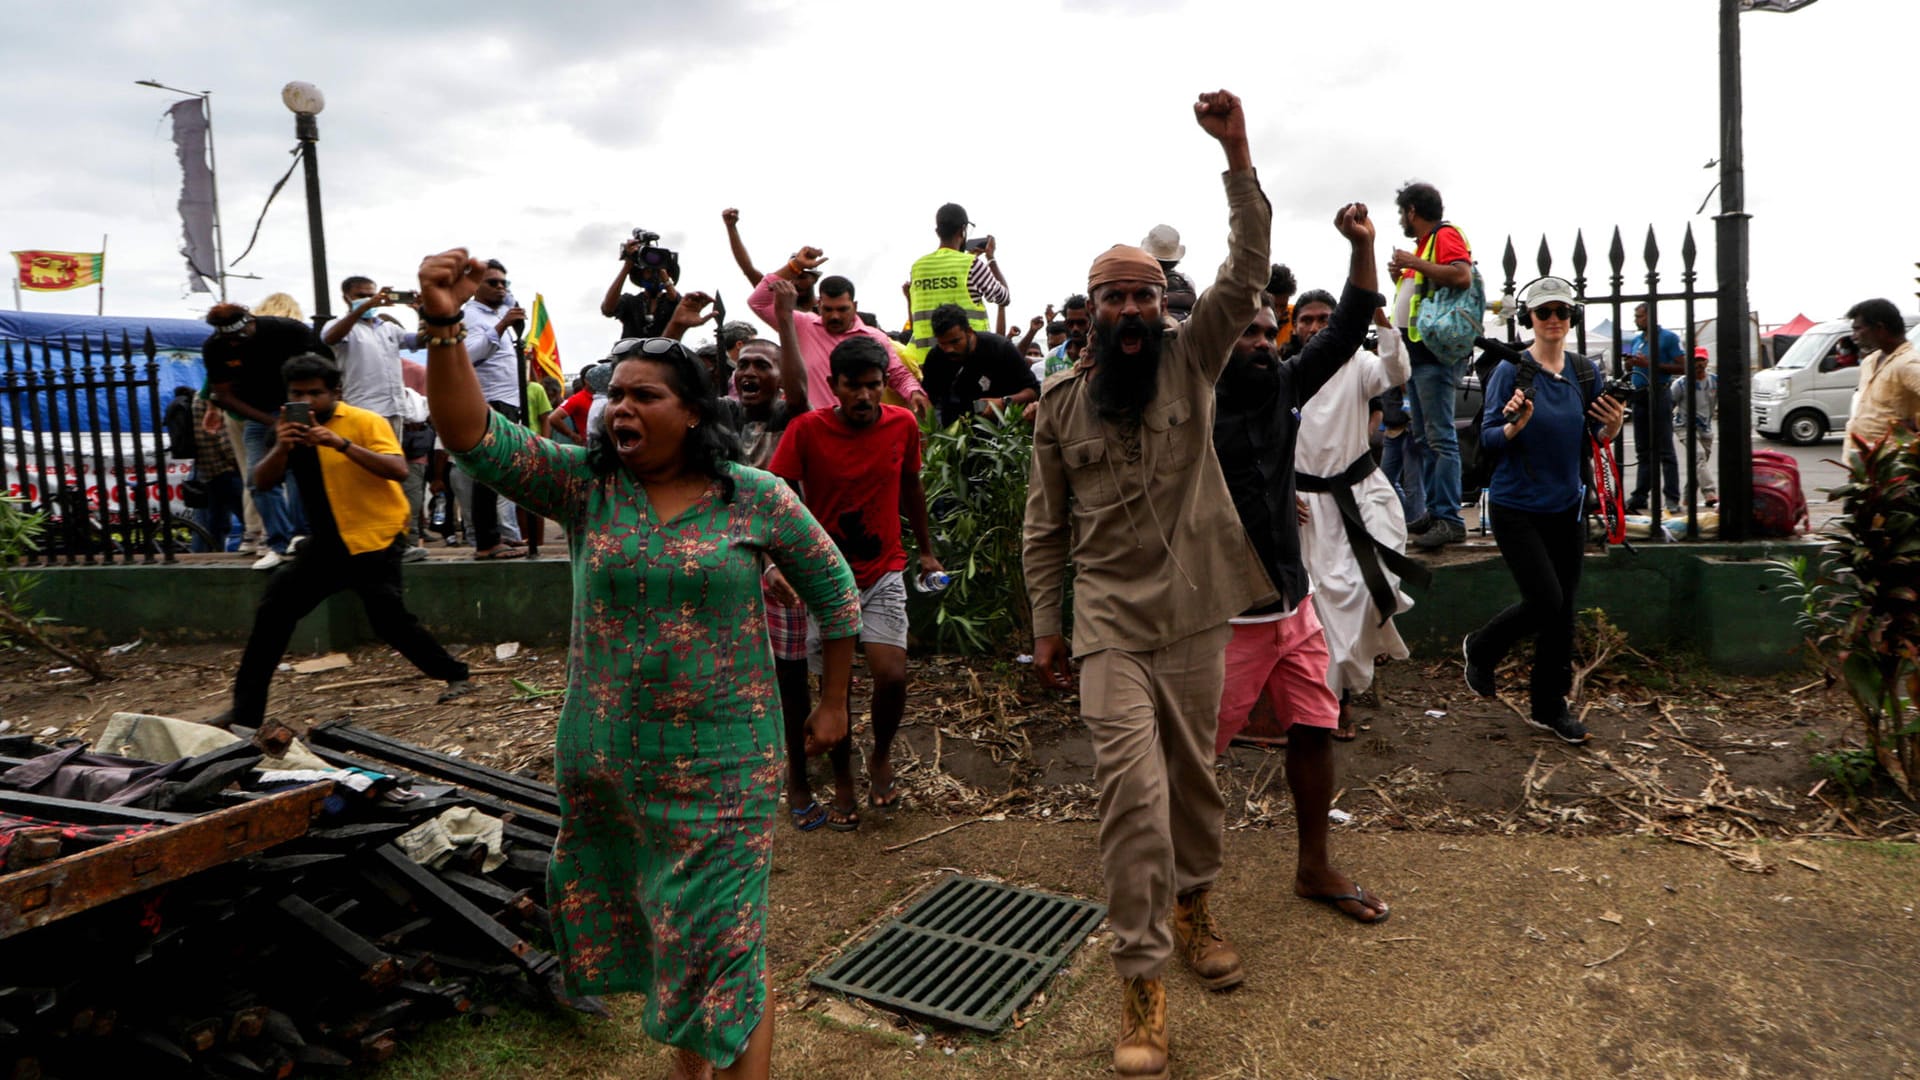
[3,0,1911,370]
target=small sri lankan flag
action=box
[13,250,104,292]
[525,293,561,384]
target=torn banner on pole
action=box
[168,99,218,294]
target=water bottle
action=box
[914,571,951,593]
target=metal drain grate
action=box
[811,874,1105,1033]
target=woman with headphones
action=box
[1460,276,1625,743]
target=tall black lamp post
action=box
[1720,0,1822,539]
[1715,0,1753,539]
[282,80,330,330]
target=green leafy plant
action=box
[1810,747,1878,799]
[0,495,107,679]
[510,678,565,701]
[1771,431,1920,799]
[906,407,1035,655]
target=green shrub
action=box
[908,407,1034,655]
[1772,431,1920,798]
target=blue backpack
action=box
[1413,223,1486,364]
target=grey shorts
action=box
[807,570,908,672]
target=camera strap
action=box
[1590,437,1628,547]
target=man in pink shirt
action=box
[748,247,932,419]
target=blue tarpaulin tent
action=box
[0,311,210,433]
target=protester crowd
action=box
[175,86,1920,1080]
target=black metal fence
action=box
[1490,223,1743,542]
[2,331,188,565]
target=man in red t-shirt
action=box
[768,337,943,832]
[1386,180,1474,550]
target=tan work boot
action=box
[1171,889,1244,990]
[1114,975,1169,1080]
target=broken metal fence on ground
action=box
[0,718,572,1075]
[1484,224,1745,543]
[1,331,200,565]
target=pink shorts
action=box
[763,585,807,663]
[1215,603,1340,755]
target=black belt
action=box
[1295,452,1434,627]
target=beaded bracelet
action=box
[420,309,464,327]
[422,324,467,347]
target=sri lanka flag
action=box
[14,251,104,292]
[526,293,561,384]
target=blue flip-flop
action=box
[789,800,829,832]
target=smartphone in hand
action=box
[283,401,313,426]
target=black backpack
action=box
[164,393,197,459]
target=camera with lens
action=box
[624,229,678,292]
[1601,371,1636,404]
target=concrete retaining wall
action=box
[28,540,1821,672]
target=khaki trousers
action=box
[1080,622,1232,979]
[224,413,260,540]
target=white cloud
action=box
[1,0,1912,372]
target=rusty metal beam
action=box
[0,783,332,940]
[274,894,400,991]
[370,846,557,978]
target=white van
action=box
[1753,317,1920,445]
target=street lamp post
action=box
[1716,0,1753,540]
[1718,0,1822,540]
[282,81,330,330]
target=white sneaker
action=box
[251,551,286,572]
[286,535,307,556]
[236,538,259,556]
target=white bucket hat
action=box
[1140,224,1185,263]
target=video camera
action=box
[624,229,679,291]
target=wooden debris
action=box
[1583,934,1642,969]
[882,813,1007,853]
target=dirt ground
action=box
[4,636,1918,1078]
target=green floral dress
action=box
[455,418,859,1066]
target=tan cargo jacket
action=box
[1023,169,1279,657]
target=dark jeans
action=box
[230,537,469,727]
[1402,336,1466,527]
[470,401,522,550]
[194,470,244,552]
[1469,502,1584,721]
[1630,384,1679,505]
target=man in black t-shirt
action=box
[599,233,678,338]
[922,303,1041,426]
[201,303,333,569]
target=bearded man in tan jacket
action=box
[1023,88,1275,1080]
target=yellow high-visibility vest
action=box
[1406,223,1470,345]
[908,247,988,349]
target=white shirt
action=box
[462,298,522,405]
[324,312,418,420]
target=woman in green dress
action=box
[417,249,862,1079]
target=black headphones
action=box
[1515,276,1584,329]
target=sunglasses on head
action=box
[483,278,509,288]
[609,337,693,363]
[1532,304,1573,322]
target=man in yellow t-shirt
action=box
[216,353,472,731]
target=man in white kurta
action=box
[1295,299,1421,711]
